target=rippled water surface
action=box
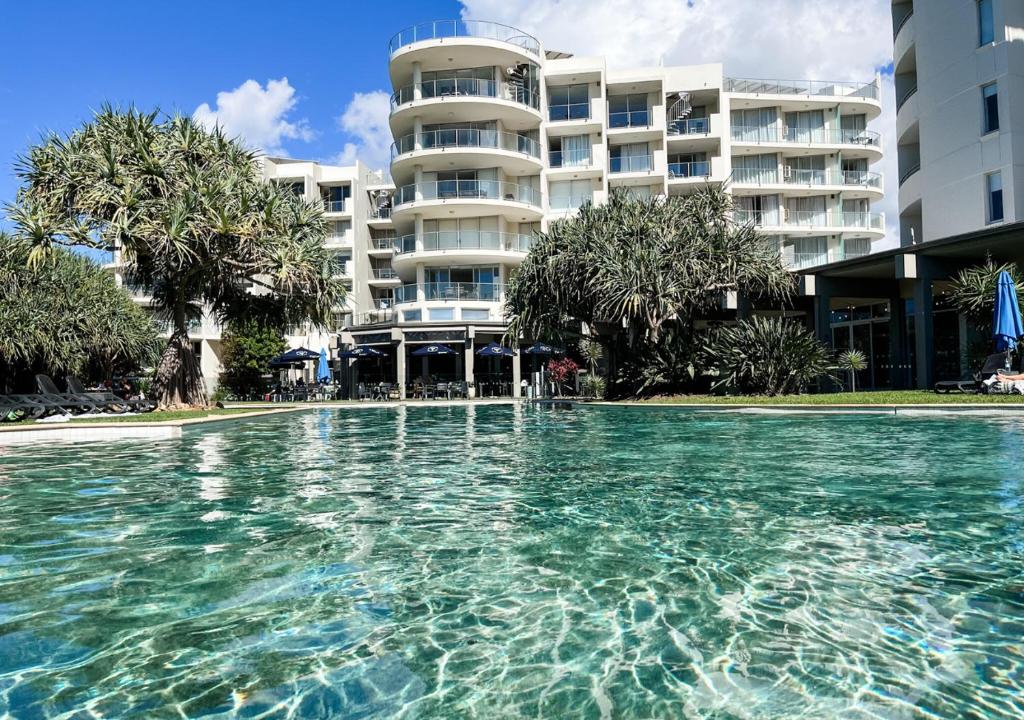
[2,405,1024,718]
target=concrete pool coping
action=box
[584,401,1024,415]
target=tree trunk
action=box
[151,305,208,408]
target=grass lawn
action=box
[635,390,1024,405]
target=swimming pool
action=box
[1,405,1023,718]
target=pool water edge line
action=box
[584,401,1024,416]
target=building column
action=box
[416,263,426,303]
[512,351,522,398]
[413,116,423,150]
[464,339,475,397]
[412,62,422,100]
[396,336,406,399]
[913,276,935,390]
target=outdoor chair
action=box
[934,352,1011,394]
[0,395,45,421]
[35,375,101,414]
[436,382,449,399]
[67,376,154,413]
[423,384,436,400]
[357,383,369,401]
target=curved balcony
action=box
[393,231,531,269]
[391,129,542,177]
[389,20,540,57]
[736,209,885,238]
[392,180,543,221]
[390,78,541,129]
[395,281,505,305]
[730,126,882,159]
[724,77,881,118]
[894,10,915,66]
[731,168,883,198]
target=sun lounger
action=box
[35,374,101,413]
[0,395,46,421]
[934,352,1011,394]
[66,376,154,413]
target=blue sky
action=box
[0,0,462,216]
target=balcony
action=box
[323,199,349,214]
[724,77,879,101]
[388,20,541,57]
[390,78,540,113]
[371,237,396,252]
[667,117,710,136]
[732,168,882,191]
[369,268,400,286]
[426,282,504,302]
[788,249,871,270]
[393,180,543,220]
[899,163,921,186]
[549,102,590,122]
[549,149,592,168]
[896,85,918,112]
[735,209,885,233]
[368,207,392,221]
[549,194,593,213]
[325,232,353,248]
[392,129,541,161]
[608,110,650,130]
[668,161,710,179]
[394,231,531,255]
[353,309,395,327]
[730,126,881,150]
[609,155,653,174]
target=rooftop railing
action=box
[391,78,540,112]
[730,126,881,148]
[388,20,541,57]
[394,180,542,207]
[724,77,880,101]
[392,129,540,160]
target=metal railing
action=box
[608,110,651,129]
[354,309,395,326]
[323,199,348,213]
[668,161,710,179]
[391,129,540,159]
[425,282,504,301]
[735,209,884,230]
[610,154,653,173]
[371,267,398,279]
[899,163,921,186]
[724,77,880,101]
[549,149,592,168]
[369,207,392,220]
[548,102,590,122]
[394,231,532,253]
[394,180,541,207]
[896,85,918,112]
[667,117,710,136]
[730,126,882,147]
[364,169,392,186]
[731,168,882,188]
[371,237,396,250]
[391,78,540,111]
[395,284,418,303]
[388,20,541,57]
[549,195,593,211]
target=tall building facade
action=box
[894,0,1023,245]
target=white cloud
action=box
[333,91,393,170]
[193,78,314,157]
[460,0,899,248]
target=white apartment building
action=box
[894,0,1023,245]
[118,20,888,396]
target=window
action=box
[609,143,651,173]
[429,308,455,321]
[608,94,649,128]
[549,134,590,168]
[402,310,422,322]
[462,309,490,321]
[987,171,1004,223]
[982,83,999,134]
[549,84,589,121]
[978,0,994,45]
[549,179,592,210]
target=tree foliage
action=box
[701,316,833,396]
[218,318,287,398]
[949,256,1024,366]
[8,106,345,407]
[0,233,159,392]
[505,188,795,396]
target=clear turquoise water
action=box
[1,406,1024,718]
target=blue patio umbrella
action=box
[993,271,1024,351]
[270,347,320,366]
[476,342,514,357]
[317,348,331,382]
[411,344,458,356]
[338,345,387,358]
[523,342,562,355]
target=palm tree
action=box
[836,349,868,393]
[9,107,345,407]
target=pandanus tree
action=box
[0,232,160,392]
[9,107,345,407]
[505,188,795,394]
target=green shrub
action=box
[581,373,606,399]
[702,316,833,396]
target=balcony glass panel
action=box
[394,181,541,207]
[668,161,710,179]
[424,282,503,301]
[609,154,653,173]
[388,20,541,56]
